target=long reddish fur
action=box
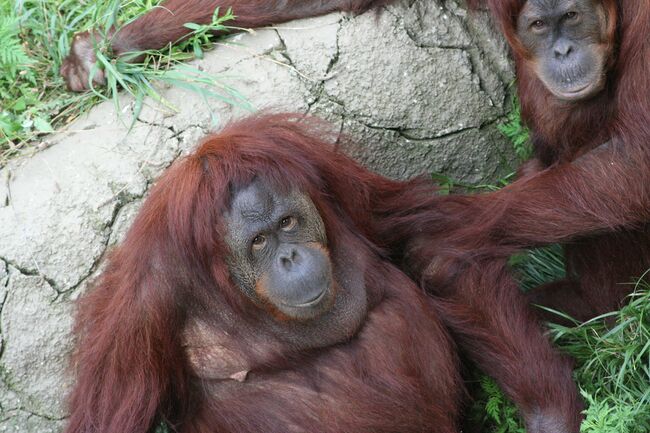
[449,0,650,320]
[65,114,467,433]
[110,0,393,54]
[64,0,624,430]
[107,1,650,282]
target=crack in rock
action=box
[0,258,58,294]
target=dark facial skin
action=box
[224,179,368,347]
[517,0,611,101]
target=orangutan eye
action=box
[251,234,267,251]
[280,216,297,231]
[531,19,546,30]
[565,11,578,20]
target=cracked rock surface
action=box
[0,1,513,431]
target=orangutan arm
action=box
[61,0,392,91]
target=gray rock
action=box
[0,1,514,430]
[323,8,501,138]
[0,124,174,292]
[0,258,7,299]
[340,118,515,183]
[0,409,65,433]
[0,269,72,422]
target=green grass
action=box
[510,244,566,292]
[471,279,650,433]
[0,0,248,164]
[556,282,650,433]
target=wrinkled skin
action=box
[516,0,611,101]
[223,179,368,347]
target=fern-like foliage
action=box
[480,376,527,433]
[0,14,33,78]
[498,95,531,162]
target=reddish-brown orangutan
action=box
[64,114,465,433]
[383,2,649,427]
[60,0,649,317]
[447,0,650,320]
[59,0,614,431]
[379,2,649,428]
[64,114,579,433]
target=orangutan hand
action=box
[60,31,107,92]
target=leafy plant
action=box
[0,13,33,77]
[469,375,526,433]
[498,96,531,162]
[552,282,650,433]
[88,5,251,125]
[0,7,43,146]
[0,0,249,164]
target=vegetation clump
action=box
[0,0,243,164]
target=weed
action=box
[498,95,531,162]
[0,0,247,164]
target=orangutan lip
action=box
[289,288,328,308]
[544,74,598,101]
[555,82,597,100]
[563,83,590,94]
